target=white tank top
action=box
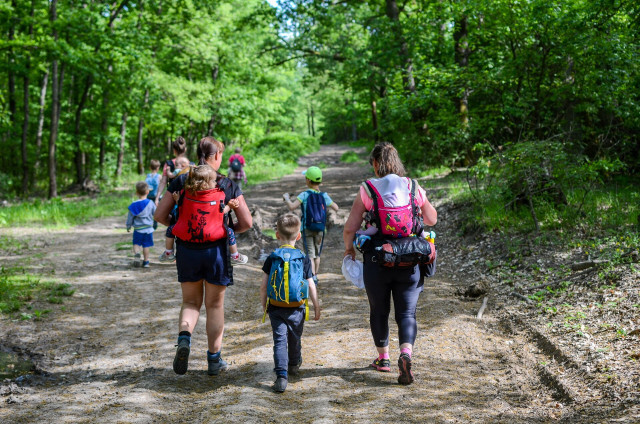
[363,174,410,207]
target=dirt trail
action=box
[0,145,595,423]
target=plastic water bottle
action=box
[423,230,436,243]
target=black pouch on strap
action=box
[370,236,436,268]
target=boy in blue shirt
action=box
[260,213,320,393]
[283,166,339,279]
[126,181,157,268]
[146,160,161,230]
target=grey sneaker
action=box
[142,261,150,268]
[230,253,248,266]
[288,357,302,376]
[133,253,142,268]
[397,353,414,385]
[159,251,176,262]
[173,338,190,375]
[207,357,228,376]
[273,376,287,393]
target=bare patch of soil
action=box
[0,145,637,422]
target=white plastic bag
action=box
[342,256,365,289]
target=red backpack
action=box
[172,188,226,243]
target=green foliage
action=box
[0,267,69,316]
[0,183,134,228]
[233,132,320,185]
[340,151,361,163]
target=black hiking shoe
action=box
[172,338,190,375]
[207,357,228,376]
[370,357,391,372]
[288,357,302,376]
[397,353,414,385]
[273,376,288,393]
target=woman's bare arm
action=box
[231,195,252,233]
[343,194,366,259]
[417,183,437,226]
[154,193,175,227]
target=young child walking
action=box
[172,166,248,265]
[260,213,320,393]
[283,166,339,282]
[159,157,192,262]
[146,159,161,230]
[126,181,157,268]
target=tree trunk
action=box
[371,100,379,140]
[33,68,49,186]
[136,89,149,174]
[73,76,92,184]
[115,112,127,178]
[48,0,60,199]
[21,65,30,195]
[310,105,315,137]
[454,15,470,127]
[385,0,416,95]
[99,65,112,180]
[306,106,311,136]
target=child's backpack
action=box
[303,191,326,232]
[230,157,242,172]
[364,177,420,238]
[262,247,309,322]
[301,191,327,255]
[172,188,226,243]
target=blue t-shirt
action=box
[297,190,333,208]
[146,173,160,197]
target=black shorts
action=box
[175,239,232,286]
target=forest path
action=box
[1,144,571,423]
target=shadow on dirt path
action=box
[0,144,601,423]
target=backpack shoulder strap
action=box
[364,180,382,231]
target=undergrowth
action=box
[0,266,74,319]
[0,173,139,228]
[224,132,320,186]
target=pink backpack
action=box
[364,176,420,238]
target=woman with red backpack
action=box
[343,142,437,385]
[154,136,252,377]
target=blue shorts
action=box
[133,231,154,248]
[175,240,232,286]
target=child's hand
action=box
[172,191,180,202]
[227,198,240,210]
[127,228,131,233]
[313,307,321,321]
[283,193,290,201]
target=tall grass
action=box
[0,173,139,228]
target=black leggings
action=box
[363,253,422,348]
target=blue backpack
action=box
[302,191,327,256]
[303,191,326,232]
[262,246,309,322]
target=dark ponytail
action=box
[172,136,187,156]
[197,136,224,165]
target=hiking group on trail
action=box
[125,137,437,392]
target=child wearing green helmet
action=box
[283,166,339,283]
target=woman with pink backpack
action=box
[343,142,437,385]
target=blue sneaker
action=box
[207,357,228,376]
[173,338,190,375]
